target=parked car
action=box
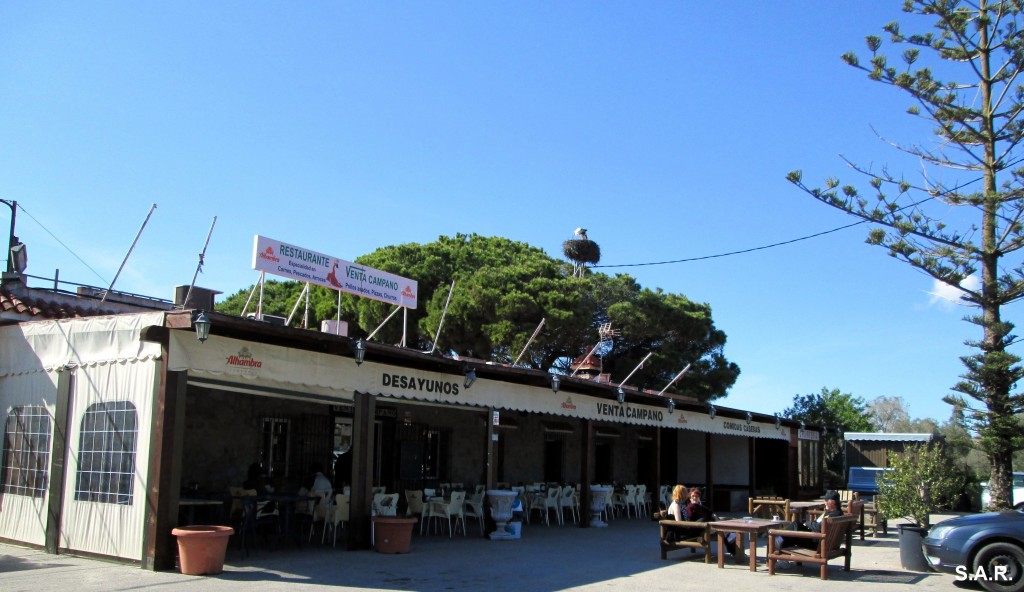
[981,472,1024,509]
[923,509,1024,592]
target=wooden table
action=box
[711,518,784,571]
[788,500,825,524]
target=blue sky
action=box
[3,1,1013,424]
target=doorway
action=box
[543,438,563,483]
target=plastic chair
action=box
[530,487,562,525]
[613,485,637,518]
[463,491,485,535]
[306,490,333,542]
[425,491,466,537]
[559,485,579,524]
[373,493,399,516]
[326,493,350,546]
[405,489,427,534]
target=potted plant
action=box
[876,444,962,572]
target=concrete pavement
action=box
[1,514,965,592]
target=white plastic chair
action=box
[635,484,649,517]
[405,489,428,534]
[307,490,333,542]
[373,493,399,516]
[425,490,466,538]
[463,491,485,535]
[325,493,350,546]
[530,487,562,526]
[559,485,579,524]
[613,485,637,518]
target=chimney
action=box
[174,285,222,310]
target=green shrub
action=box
[876,444,963,527]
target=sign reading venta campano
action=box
[252,235,418,308]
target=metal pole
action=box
[1,199,16,274]
[513,318,545,366]
[102,203,156,302]
[181,216,217,309]
[618,352,654,389]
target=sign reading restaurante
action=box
[252,235,418,308]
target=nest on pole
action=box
[563,239,601,266]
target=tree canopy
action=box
[787,0,1024,508]
[782,387,875,485]
[218,233,740,401]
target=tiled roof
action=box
[0,289,119,321]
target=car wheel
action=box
[975,542,1024,592]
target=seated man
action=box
[774,490,843,551]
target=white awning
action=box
[168,332,788,440]
[0,312,164,377]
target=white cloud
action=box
[927,275,980,310]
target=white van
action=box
[980,471,1024,508]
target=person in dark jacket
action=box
[775,490,844,551]
[686,487,735,553]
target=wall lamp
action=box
[353,339,366,366]
[549,374,561,393]
[774,414,781,430]
[616,387,625,404]
[464,367,477,389]
[667,398,675,414]
[745,411,753,425]
[192,310,211,343]
[800,421,806,431]
[708,403,716,420]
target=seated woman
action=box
[686,487,735,553]
[667,484,689,521]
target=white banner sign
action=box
[252,235,418,308]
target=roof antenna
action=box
[102,203,156,302]
[512,318,545,366]
[179,216,217,309]
[428,279,456,354]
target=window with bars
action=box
[74,401,138,505]
[2,405,52,497]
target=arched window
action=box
[2,405,52,497]
[75,401,138,504]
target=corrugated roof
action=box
[844,432,934,442]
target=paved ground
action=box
[1,514,974,592]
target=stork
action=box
[574,227,588,240]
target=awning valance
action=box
[168,332,788,440]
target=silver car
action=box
[923,510,1024,592]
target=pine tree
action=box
[788,0,1024,508]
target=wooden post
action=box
[579,419,593,528]
[348,391,376,550]
[44,368,73,556]
[143,366,186,571]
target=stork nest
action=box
[563,239,601,265]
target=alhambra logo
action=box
[402,285,415,298]
[560,397,577,411]
[258,246,280,263]
[676,413,688,424]
[227,347,263,369]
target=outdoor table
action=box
[788,500,825,524]
[235,493,316,553]
[178,497,225,525]
[711,518,784,572]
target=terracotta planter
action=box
[171,525,234,575]
[373,516,416,553]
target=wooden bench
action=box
[654,510,715,563]
[766,514,858,580]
